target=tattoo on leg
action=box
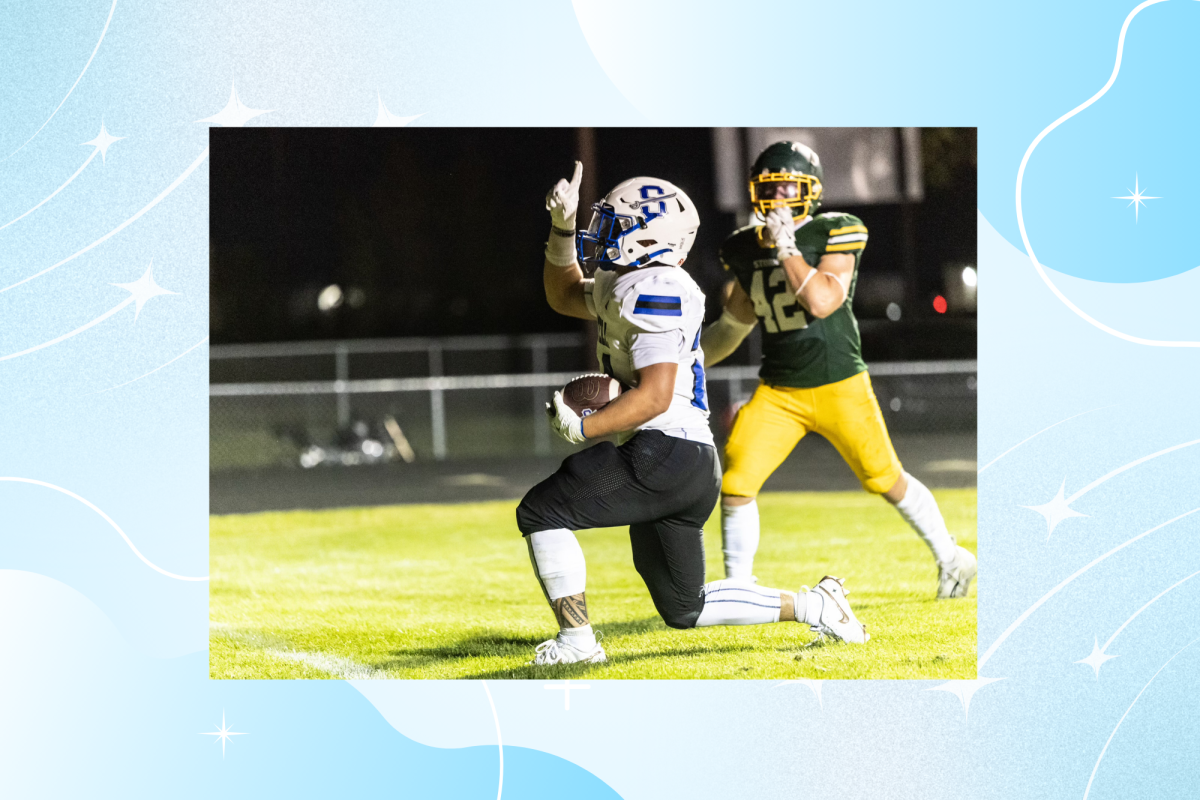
[552,592,590,628]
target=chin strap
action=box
[632,248,672,267]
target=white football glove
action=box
[546,390,587,444]
[764,206,801,260]
[546,161,583,231]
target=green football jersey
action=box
[718,212,868,388]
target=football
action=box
[561,373,623,417]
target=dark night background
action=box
[210,128,976,360]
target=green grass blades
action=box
[210,489,976,680]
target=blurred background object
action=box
[210,127,976,513]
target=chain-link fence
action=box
[210,335,975,474]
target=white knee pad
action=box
[526,529,587,601]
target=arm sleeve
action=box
[700,308,756,366]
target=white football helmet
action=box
[576,177,700,270]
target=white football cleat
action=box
[530,636,607,666]
[937,544,977,599]
[804,576,869,644]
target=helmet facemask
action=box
[749,171,823,220]
[577,203,646,269]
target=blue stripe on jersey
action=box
[634,294,682,316]
[692,329,700,351]
[691,357,707,410]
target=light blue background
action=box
[2,1,1199,797]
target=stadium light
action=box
[962,266,977,288]
[886,302,902,321]
[317,284,344,312]
[933,295,947,314]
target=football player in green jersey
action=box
[701,141,976,599]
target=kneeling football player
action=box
[515,162,869,666]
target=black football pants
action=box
[516,431,721,629]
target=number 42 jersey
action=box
[719,211,869,389]
[583,266,714,447]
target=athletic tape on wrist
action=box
[545,227,578,267]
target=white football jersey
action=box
[584,266,714,446]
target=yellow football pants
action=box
[722,370,903,497]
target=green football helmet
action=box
[749,141,824,220]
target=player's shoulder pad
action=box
[615,268,704,333]
[812,211,868,254]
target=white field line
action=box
[268,648,387,680]
[211,624,387,679]
[1015,0,1199,347]
[4,0,118,160]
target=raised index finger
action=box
[569,160,583,191]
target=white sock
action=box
[893,473,956,565]
[695,579,784,626]
[721,500,761,580]
[801,589,824,626]
[526,529,587,601]
[558,624,597,650]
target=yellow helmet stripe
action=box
[828,224,867,236]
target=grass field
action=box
[210,489,976,680]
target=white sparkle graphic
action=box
[373,93,423,127]
[0,262,176,362]
[198,81,271,127]
[0,148,208,295]
[1077,637,1119,679]
[929,677,1004,722]
[1112,174,1160,222]
[775,679,823,708]
[1077,568,1200,679]
[4,0,118,160]
[200,710,248,758]
[544,679,589,710]
[112,261,177,320]
[81,121,123,163]
[1022,479,1088,538]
